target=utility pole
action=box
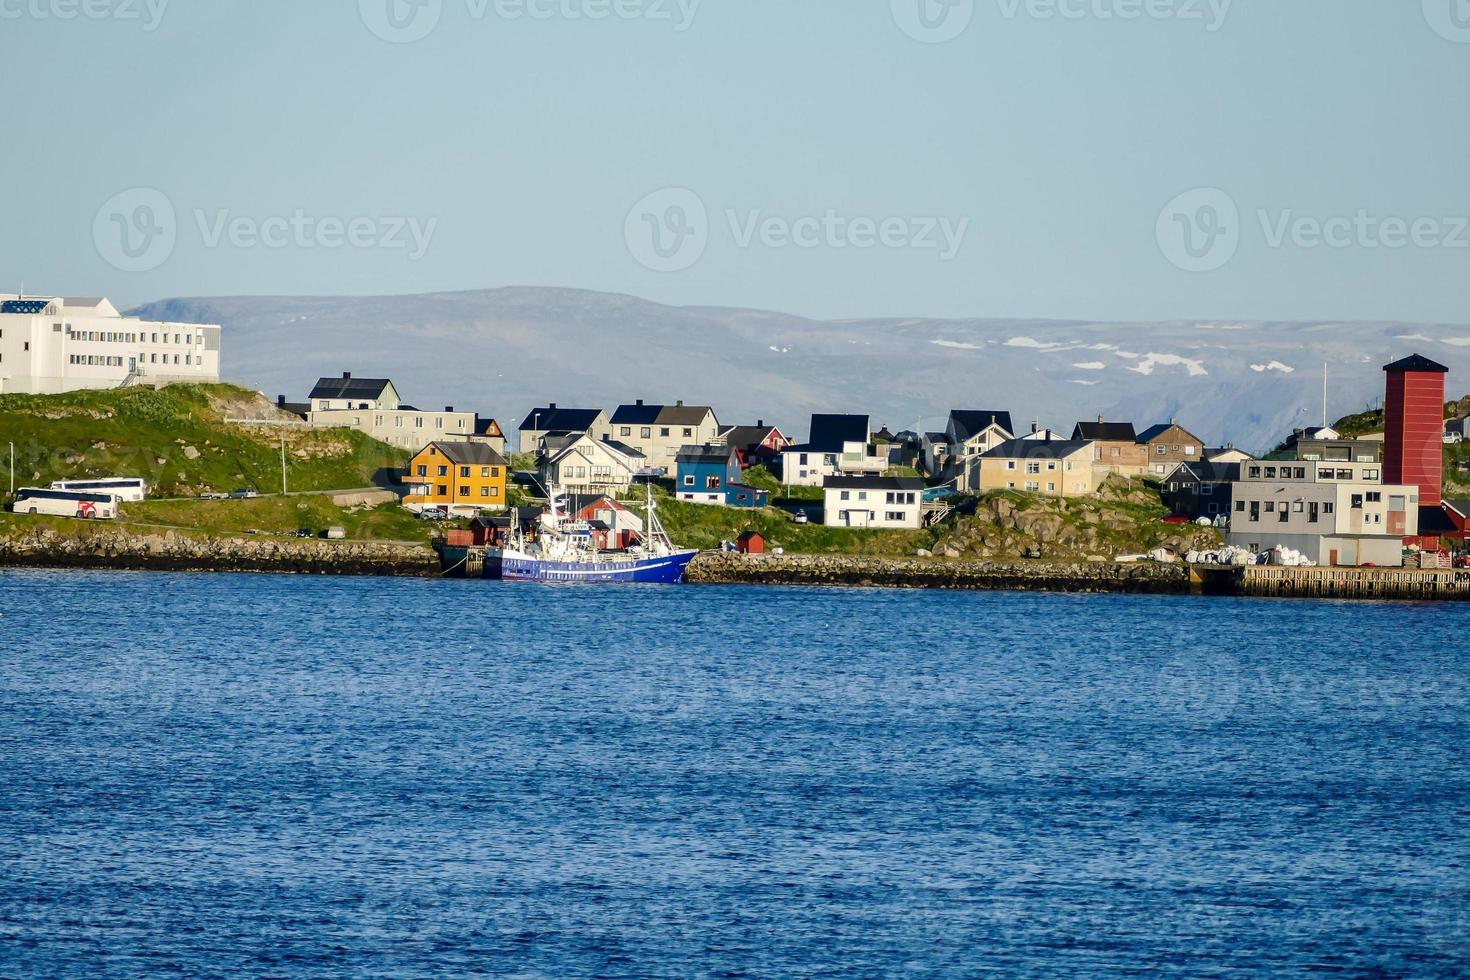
[7,442,13,496]
[280,436,288,496]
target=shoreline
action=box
[2,529,1468,601]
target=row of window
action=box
[415,465,502,479]
[66,353,197,367]
[619,426,696,439]
[1005,460,1076,474]
[835,490,917,505]
[69,355,125,367]
[422,485,501,499]
[1247,464,1380,482]
[559,465,616,480]
[63,326,201,345]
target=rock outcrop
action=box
[687,553,1189,594]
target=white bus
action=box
[13,488,119,520]
[48,477,149,502]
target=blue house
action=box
[675,444,769,509]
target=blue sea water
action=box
[1,570,1468,978]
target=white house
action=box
[0,295,221,394]
[539,433,646,493]
[823,475,925,529]
[781,414,887,487]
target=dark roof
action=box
[563,493,628,515]
[1384,353,1449,374]
[676,444,735,465]
[309,376,394,401]
[823,475,924,491]
[521,406,602,433]
[1,299,50,314]
[1073,420,1137,441]
[610,402,715,427]
[1443,500,1470,519]
[721,425,781,450]
[278,401,311,419]
[475,418,503,437]
[808,414,870,453]
[949,410,1015,443]
[1137,422,1202,444]
[924,432,950,444]
[1175,461,1240,483]
[982,438,1093,460]
[1419,505,1459,534]
[433,442,508,467]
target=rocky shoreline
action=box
[684,552,1190,594]
[0,527,437,577]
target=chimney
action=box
[758,419,765,428]
[445,406,454,413]
[1098,415,1105,424]
[277,395,285,406]
[548,402,556,410]
[636,399,645,406]
[676,400,684,407]
[343,372,352,380]
[1031,421,1039,434]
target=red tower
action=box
[1383,353,1448,509]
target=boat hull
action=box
[499,549,698,584]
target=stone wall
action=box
[687,552,1189,594]
[0,527,437,577]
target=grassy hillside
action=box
[0,384,406,499]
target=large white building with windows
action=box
[0,296,221,394]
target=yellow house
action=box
[404,441,509,514]
[976,438,1099,498]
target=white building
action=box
[538,433,647,493]
[0,295,220,394]
[823,475,925,529]
[1227,459,1419,567]
[781,414,887,487]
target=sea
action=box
[1,569,1467,977]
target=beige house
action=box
[1228,459,1418,567]
[301,374,482,451]
[609,401,721,475]
[976,438,1099,498]
[1072,419,1148,477]
[538,433,646,493]
[519,405,611,451]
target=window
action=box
[415,417,424,428]
[481,487,490,497]
[840,490,850,501]
[1249,502,1260,521]
[683,428,693,437]
[1025,481,1040,491]
[1249,466,1261,478]
[437,465,448,476]
[661,428,670,437]
[459,467,471,478]
[886,512,905,522]
[416,465,427,477]
[1265,501,1276,512]
[1236,500,1246,512]
[1279,509,1289,523]
[1324,502,1335,514]
[1026,462,1041,475]
[1336,469,1352,481]
[1367,492,1382,503]
[620,426,632,437]
[1007,461,1017,470]
[1201,483,1214,495]
[1309,502,1319,523]
[641,427,652,439]
[1156,445,1167,455]
[706,476,721,490]
[1351,494,1364,509]
[1264,467,1277,479]
[437,484,448,496]
[459,486,470,497]
[481,467,490,478]
[1185,446,1197,456]
[1365,469,1379,481]
[1047,483,1056,492]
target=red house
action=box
[719,422,792,467]
[737,531,766,555]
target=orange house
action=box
[404,441,509,514]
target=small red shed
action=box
[737,531,766,555]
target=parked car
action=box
[418,508,448,521]
[294,529,314,538]
[229,488,259,499]
[200,491,229,500]
[792,511,809,525]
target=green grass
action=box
[0,384,407,500]
[122,495,438,542]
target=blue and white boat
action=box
[454,483,698,584]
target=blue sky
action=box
[3,0,1468,322]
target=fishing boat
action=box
[443,482,699,584]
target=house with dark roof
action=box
[718,421,792,466]
[538,432,646,493]
[779,414,886,487]
[822,475,926,529]
[608,400,721,474]
[519,404,611,451]
[977,438,1099,498]
[403,441,510,515]
[1136,421,1205,477]
[940,409,1016,489]
[309,373,400,411]
[1162,461,1240,521]
[1071,417,1147,476]
[676,444,770,509]
[300,373,485,450]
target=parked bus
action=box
[12,488,119,520]
[48,477,148,502]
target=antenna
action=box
[1323,361,1329,428]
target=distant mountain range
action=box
[129,287,1470,453]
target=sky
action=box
[2,0,1469,323]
